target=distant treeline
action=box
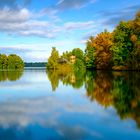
[24,62,47,67]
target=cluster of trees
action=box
[0,54,24,70]
[86,11,140,70]
[47,11,140,70]
[47,47,85,70]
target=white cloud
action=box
[40,8,61,22]
[0,8,31,23]
[0,1,102,62]
[0,4,98,39]
[19,30,55,38]
[0,8,96,38]
[0,6,107,62]
[0,1,99,39]
[0,7,60,38]
[56,0,65,5]
[64,21,95,30]
[56,0,97,10]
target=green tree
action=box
[72,48,85,70]
[111,11,140,70]
[62,51,72,61]
[127,11,140,69]
[73,59,85,70]
[85,36,95,69]
[111,21,133,67]
[133,11,140,35]
[47,47,59,69]
[0,54,8,69]
[72,48,84,60]
[7,54,24,70]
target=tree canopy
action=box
[47,10,140,71]
[47,47,59,69]
[0,54,24,70]
[85,10,140,70]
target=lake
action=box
[0,69,140,140]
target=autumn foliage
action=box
[93,31,113,69]
[85,10,140,70]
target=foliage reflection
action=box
[47,69,86,91]
[0,70,23,81]
[47,70,140,129]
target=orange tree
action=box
[93,30,113,69]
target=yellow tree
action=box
[47,47,59,69]
[93,31,113,69]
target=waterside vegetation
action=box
[47,11,140,71]
[0,11,139,71]
[0,54,24,70]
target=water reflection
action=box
[47,69,86,90]
[112,72,140,128]
[0,70,23,81]
[0,70,140,139]
[86,71,114,107]
[46,70,140,129]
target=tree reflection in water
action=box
[46,70,140,129]
[0,70,23,81]
[47,69,86,91]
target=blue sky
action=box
[0,0,140,62]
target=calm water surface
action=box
[0,69,140,140]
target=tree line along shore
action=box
[0,11,140,71]
[47,11,140,71]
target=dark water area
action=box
[0,69,140,140]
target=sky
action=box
[0,0,140,62]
